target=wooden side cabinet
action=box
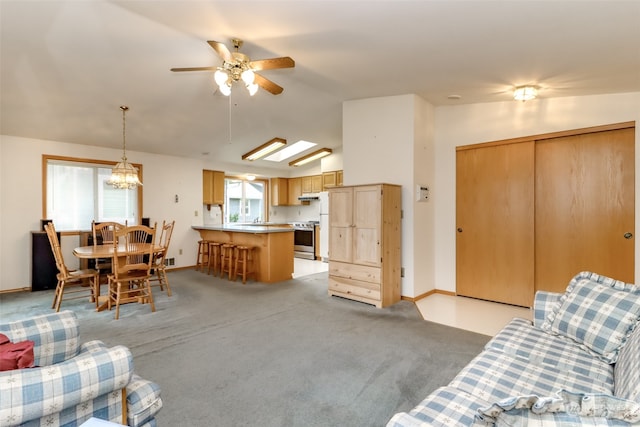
[328,183,402,308]
[203,170,225,206]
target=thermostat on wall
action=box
[416,185,430,202]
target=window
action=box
[44,155,142,231]
[224,178,266,223]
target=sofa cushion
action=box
[541,271,640,364]
[614,318,640,403]
[475,390,640,426]
[449,347,613,404]
[0,310,79,366]
[486,317,613,383]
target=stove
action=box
[292,221,319,260]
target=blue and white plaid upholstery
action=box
[614,321,640,404]
[387,271,640,427]
[486,318,613,382]
[541,271,640,364]
[533,291,561,328]
[126,374,163,427]
[387,386,488,427]
[449,347,612,403]
[0,311,163,427]
[0,345,132,426]
[0,310,79,366]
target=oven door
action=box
[294,228,315,259]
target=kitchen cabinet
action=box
[288,177,302,206]
[302,175,323,194]
[328,183,402,308]
[203,169,225,206]
[271,178,289,206]
[336,170,343,186]
[322,171,337,190]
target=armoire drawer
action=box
[329,261,381,284]
[329,276,381,301]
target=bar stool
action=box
[207,242,222,276]
[195,240,213,272]
[220,244,236,280]
[234,245,256,284]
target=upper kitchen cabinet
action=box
[302,175,323,194]
[288,177,303,206]
[322,170,343,190]
[203,170,225,206]
[271,178,289,206]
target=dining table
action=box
[73,243,163,311]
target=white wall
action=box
[343,94,435,298]
[433,92,640,294]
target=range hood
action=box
[298,194,320,201]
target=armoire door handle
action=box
[624,232,633,239]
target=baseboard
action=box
[401,289,456,303]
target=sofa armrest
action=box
[532,291,562,328]
[126,374,163,427]
[0,345,133,426]
[0,310,80,366]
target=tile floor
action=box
[294,258,532,337]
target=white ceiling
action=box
[2,1,639,175]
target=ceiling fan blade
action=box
[254,73,284,95]
[207,40,233,62]
[250,57,295,71]
[170,66,218,72]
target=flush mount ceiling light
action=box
[106,106,142,189]
[289,148,333,167]
[242,137,287,161]
[513,85,539,101]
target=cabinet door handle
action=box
[624,232,633,239]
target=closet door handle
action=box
[624,232,633,239]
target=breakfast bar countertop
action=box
[192,224,293,234]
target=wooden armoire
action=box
[328,184,402,308]
[456,122,635,307]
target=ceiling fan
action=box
[171,39,295,95]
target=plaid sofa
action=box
[387,271,640,426]
[0,310,162,427]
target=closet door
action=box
[456,142,535,307]
[535,127,635,292]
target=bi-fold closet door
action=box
[456,123,635,307]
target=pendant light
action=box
[107,105,142,189]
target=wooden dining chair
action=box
[107,223,157,319]
[91,221,125,283]
[44,222,99,312]
[150,220,175,296]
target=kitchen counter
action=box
[192,225,294,283]
[194,224,293,233]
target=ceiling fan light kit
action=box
[172,38,294,96]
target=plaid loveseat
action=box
[387,271,640,426]
[0,310,162,427]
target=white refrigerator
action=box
[318,191,329,262]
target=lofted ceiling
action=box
[1,1,639,175]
